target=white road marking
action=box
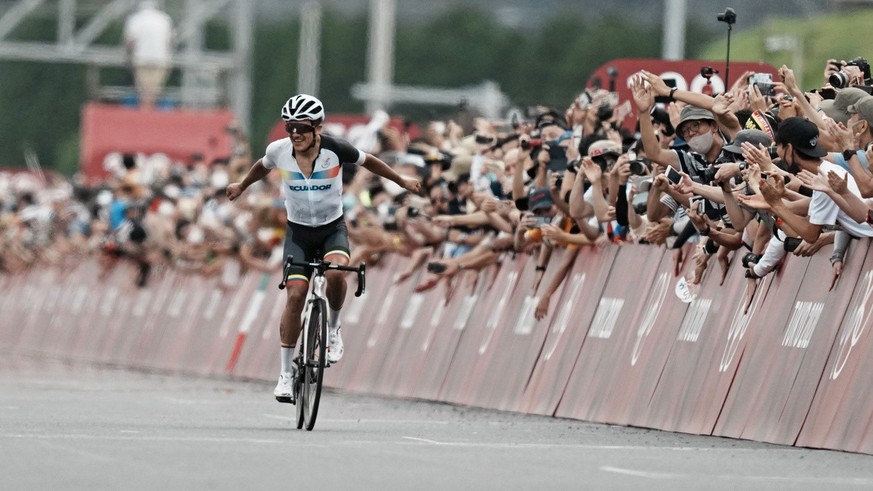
[601,466,873,486]
[0,432,817,455]
[402,436,441,444]
[601,466,680,479]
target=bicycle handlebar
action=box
[278,255,366,297]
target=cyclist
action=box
[226,94,421,402]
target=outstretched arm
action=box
[226,158,271,200]
[361,154,422,194]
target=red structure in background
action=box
[79,103,237,184]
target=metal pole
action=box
[662,0,686,60]
[366,0,395,113]
[297,1,322,96]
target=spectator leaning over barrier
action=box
[225,94,421,404]
[741,117,873,287]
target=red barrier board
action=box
[555,245,665,422]
[642,252,771,434]
[712,253,814,440]
[467,256,552,411]
[796,241,873,452]
[369,262,456,398]
[738,246,857,446]
[437,255,532,406]
[607,245,698,426]
[514,247,614,415]
[329,255,408,393]
[403,270,485,401]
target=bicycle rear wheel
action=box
[301,299,327,431]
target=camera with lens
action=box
[829,56,872,88]
[631,177,653,216]
[697,165,721,184]
[597,103,613,122]
[521,138,543,150]
[717,8,736,25]
[629,158,650,176]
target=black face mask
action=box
[785,149,801,175]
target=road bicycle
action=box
[278,255,365,431]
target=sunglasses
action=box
[285,122,315,134]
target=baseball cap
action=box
[586,139,621,158]
[775,117,827,159]
[676,106,715,133]
[722,129,772,154]
[528,187,553,211]
[819,87,869,124]
[847,95,873,126]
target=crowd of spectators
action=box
[4,56,873,319]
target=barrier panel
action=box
[371,263,461,399]
[640,250,770,434]
[438,254,532,406]
[465,255,550,411]
[796,240,873,452]
[327,255,407,392]
[722,245,857,446]
[555,244,665,422]
[712,251,816,442]
[516,246,617,416]
[605,245,697,426]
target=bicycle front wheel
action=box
[301,298,327,431]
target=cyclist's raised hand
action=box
[400,176,423,195]
[226,182,243,201]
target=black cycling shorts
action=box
[283,216,350,283]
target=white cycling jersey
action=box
[262,134,365,226]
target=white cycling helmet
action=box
[281,94,325,125]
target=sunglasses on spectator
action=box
[285,122,316,134]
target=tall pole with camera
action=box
[717,8,736,89]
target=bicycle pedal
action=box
[275,396,295,405]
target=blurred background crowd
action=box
[5,52,873,319]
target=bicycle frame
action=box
[298,273,327,366]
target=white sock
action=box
[280,346,295,374]
[329,307,342,330]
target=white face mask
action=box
[687,132,714,154]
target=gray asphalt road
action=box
[2,353,872,491]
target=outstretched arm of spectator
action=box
[759,177,823,244]
[646,174,672,222]
[578,158,613,222]
[640,69,717,113]
[534,248,578,321]
[238,242,281,273]
[779,65,827,130]
[631,74,680,169]
[823,118,873,197]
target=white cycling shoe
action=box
[273,370,295,403]
[327,326,344,364]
